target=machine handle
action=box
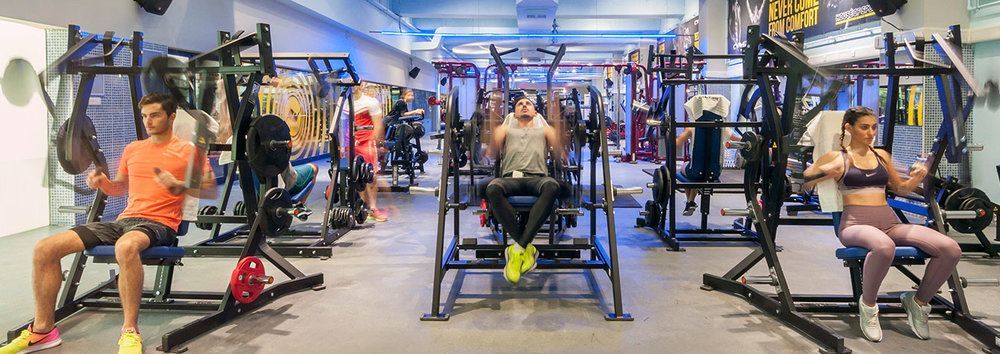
[409,186,439,197]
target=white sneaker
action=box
[901,291,931,339]
[858,300,882,342]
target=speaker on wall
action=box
[134,0,172,15]
[867,0,907,17]
[409,67,420,79]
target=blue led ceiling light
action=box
[371,31,675,39]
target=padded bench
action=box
[835,245,931,300]
[834,246,930,262]
[84,222,189,263]
[508,196,539,209]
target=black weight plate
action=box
[352,155,365,183]
[247,115,291,179]
[354,200,368,225]
[260,187,293,234]
[950,197,993,234]
[141,55,190,104]
[415,150,429,164]
[943,187,992,233]
[57,115,102,175]
[644,200,659,227]
[944,187,981,211]
[651,168,664,204]
[195,205,218,230]
[412,122,425,138]
[655,165,670,204]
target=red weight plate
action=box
[230,256,267,304]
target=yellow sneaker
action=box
[520,244,538,274]
[503,245,523,285]
[0,325,62,354]
[117,329,142,354]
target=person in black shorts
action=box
[2,93,216,354]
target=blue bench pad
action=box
[84,246,186,259]
[508,196,539,208]
[835,246,929,261]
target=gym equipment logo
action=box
[834,4,876,26]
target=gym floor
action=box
[1,144,997,353]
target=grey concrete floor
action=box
[1,147,998,353]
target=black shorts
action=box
[71,217,177,249]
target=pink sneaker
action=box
[371,208,389,222]
[0,325,62,353]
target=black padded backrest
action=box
[686,111,723,181]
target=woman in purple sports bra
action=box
[802,106,961,343]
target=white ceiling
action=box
[376,0,695,65]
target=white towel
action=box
[799,111,850,213]
[684,95,731,119]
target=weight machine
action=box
[6,23,325,352]
[188,52,368,259]
[636,45,763,251]
[701,25,1000,353]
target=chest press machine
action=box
[637,46,763,251]
[189,53,369,259]
[410,43,641,321]
[6,24,325,352]
[701,25,1000,353]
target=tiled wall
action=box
[47,29,168,226]
[891,44,975,182]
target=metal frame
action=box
[638,45,763,251]
[419,84,632,322]
[186,53,362,259]
[702,25,1000,353]
[6,24,326,353]
[867,28,1000,257]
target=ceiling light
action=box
[371,31,674,39]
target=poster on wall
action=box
[672,17,699,54]
[728,0,767,54]
[768,0,878,38]
[728,0,879,54]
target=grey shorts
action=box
[72,217,177,249]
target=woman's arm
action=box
[877,149,926,194]
[802,151,845,190]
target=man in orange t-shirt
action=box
[3,93,216,354]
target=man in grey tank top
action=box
[486,96,562,285]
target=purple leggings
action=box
[839,205,962,305]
